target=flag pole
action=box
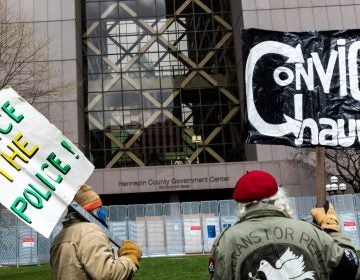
[315,146,326,207]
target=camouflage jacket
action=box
[209,203,357,280]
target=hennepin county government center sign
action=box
[118,176,230,190]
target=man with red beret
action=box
[208,170,359,280]
[50,184,142,280]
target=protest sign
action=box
[242,28,360,148]
[0,86,94,238]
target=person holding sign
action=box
[208,170,359,280]
[50,184,142,280]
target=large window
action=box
[82,0,243,168]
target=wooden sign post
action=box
[315,146,326,207]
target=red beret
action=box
[233,170,278,203]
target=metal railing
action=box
[1,194,359,265]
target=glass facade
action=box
[82,0,243,168]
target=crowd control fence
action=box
[1,194,360,265]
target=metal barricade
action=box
[219,200,238,231]
[163,203,184,255]
[145,203,165,256]
[0,226,18,265]
[0,208,52,266]
[182,202,202,253]
[331,195,359,248]
[127,204,147,256]
[108,205,128,242]
[288,197,298,219]
[353,194,360,250]
[201,201,220,253]
[295,196,316,222]
[1,194,360,265]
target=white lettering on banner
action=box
[246,38,360,146]
[246,41,303,138]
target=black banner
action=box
[242,28,360,148]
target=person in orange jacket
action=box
[50,184,142,280]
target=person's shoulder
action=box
[295,218,322,229]
[214,222,241,244]
[288,218,334,237]
[65,221,104,236]
[79,221,104,231]
[71,222,110,243]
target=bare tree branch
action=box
[293,147,360,193]
[0,2,75,105]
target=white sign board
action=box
[343,221,357,232]
[0,87,94,238]
[22,237,35,247]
